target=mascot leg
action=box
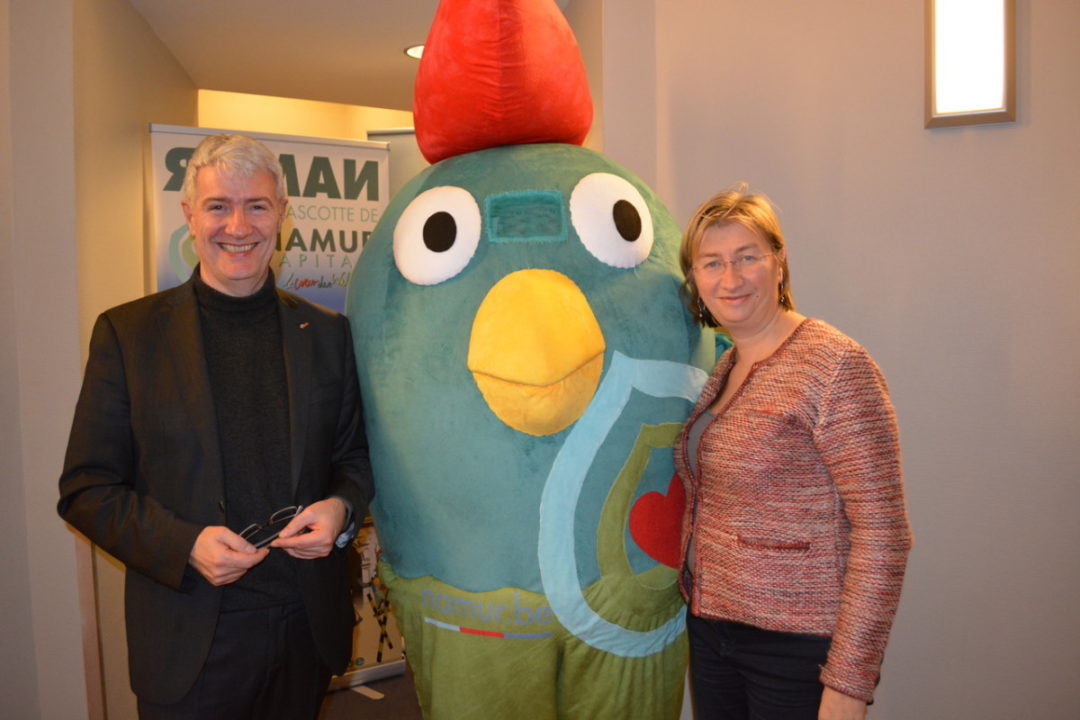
[380,563,561,720]
[379,562,687,719]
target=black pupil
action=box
[612,200,641,242]
[423,211,457,252]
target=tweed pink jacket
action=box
[675,318,912,702]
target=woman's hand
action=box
[819,686,867,720]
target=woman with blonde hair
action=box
[675,185,912,719]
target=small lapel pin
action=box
[299,322,310,329]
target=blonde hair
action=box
[679,183,794,328]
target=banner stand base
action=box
[329,658,408,691]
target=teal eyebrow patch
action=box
[486,190,565,243]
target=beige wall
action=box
[562,0,603,153]
[71,2,198,717]
[3,0,87,717]
[640,1,1078,717]
[599,0,658,185]
[0,0,40,718]
[74,0,197,332]
[198,89,412,139]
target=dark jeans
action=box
[687,613,831,720]
[137,602,331,720]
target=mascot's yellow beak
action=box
[467,269,605,436]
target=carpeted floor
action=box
[318,666,423,720]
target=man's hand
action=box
[189,526,269,586]
[271,497,347,559]
[819,686,868,720]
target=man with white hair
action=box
[59,133,373,719]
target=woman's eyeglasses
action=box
[694,252,775,277]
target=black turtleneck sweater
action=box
[192,269,300,610]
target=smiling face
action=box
[693,222,784,337]
[182,165,285,297]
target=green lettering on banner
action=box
[163,147,193,191]
[279,154,301,197]
[344,159,380,201]
[311,228,335,253]
[303,156,341,199]
[278,228,365,253]
[160,147,379,202]
[340,231,359,253]
[284,227,306,252]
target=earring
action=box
[697,296,715,325]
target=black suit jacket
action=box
[58,277,374,704]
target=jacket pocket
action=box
[735,535,811,552]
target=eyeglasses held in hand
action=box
[694,252,775,277]
[239,505,303,549]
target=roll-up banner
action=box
[149,124,388,313]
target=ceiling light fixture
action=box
[405,44,424,60]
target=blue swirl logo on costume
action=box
[538,352,707,657]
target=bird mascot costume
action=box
[346,1,716,717]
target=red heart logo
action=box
[629,475,686,569]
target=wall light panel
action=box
[926,0,1016,128]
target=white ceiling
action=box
[126,0,441,111]
[127,0,574,113]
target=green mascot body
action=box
[346,2,715,717]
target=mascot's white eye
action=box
[393,185,482,285]
[569,172,654,269]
